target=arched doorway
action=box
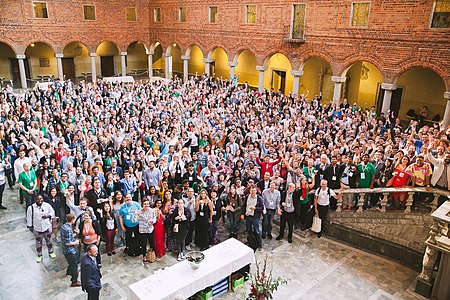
[234,50,258,88]
[301,57,333,101]
[126,41,148,79]
[186,45,205,77]
[342,61,383,109]
[264,53,293,94]
[209,47,230,79]
[25,42,56,83]
[0,42,19,87]
[168,43,182,78]
[152,42,164,77]
[62,42,89,81]
[96,41,119,77]
[396,67,447,121]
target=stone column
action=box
[203,58,213,77]
[181,55,190,82]
[147,51,153,79]
[331,76,346,105]
[380,83,397,115]
[228,61,238,79]
[291,70,304,97]
[164,54,172,79]
[443,92,450,128]
[120,52,127,76]
[55,53,64,80]
[256,65,267,93]
[16,54,28,89]
[89,53,97,83]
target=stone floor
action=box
[0,187,427,300]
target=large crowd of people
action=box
[0,74,450,294]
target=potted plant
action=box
[247,256,289,300]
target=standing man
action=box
[81,244,102,300]
[119,193,142,254]
[240,186,264,250]
[26,195,56,262]
[183,188,197,251]
[261,181,281,240]
[85,177,108,220]
[425,145,450,207]
[357,154,376,209]
[60,214,81,287]
[314,180,338,238]
[18,163,38,212]
[276,183,297,243]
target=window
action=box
[246,5,256,24]
[291,4,306,39]
[83,5,96,21]
[431,0,450,28]
[126,7,137,22]
[179,7,187,22]
[350,2,370,27]
[33,2,48,19]
[209,6,218,23]
[154,8,161,22]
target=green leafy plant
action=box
[247,255,289,300]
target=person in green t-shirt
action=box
[357,154,376,209]
[17,163,38,212]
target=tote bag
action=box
[311,216,322,233]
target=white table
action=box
[128,238,255,300]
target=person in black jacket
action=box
[240,186,264,249]
[99,202,117,256]
[81,244,102,300]
[172,199,191,261]
[338,155,359,210]
[276,183,299,243]
[324,156,341,210]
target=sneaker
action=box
[112,250,116,255]
[177,254,183,261]
[268,234,273,240]
[55,237,61,243]
[70,281,81,287]
[0,205,7,210]
[276,236,283,241]
[181,252,186,259]
[185,245,192,251]
[49,252,56,259]
[107,252,112,256]
[36,256,43,263]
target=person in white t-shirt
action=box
[314,179,340,238]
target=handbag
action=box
[173,224,179,233]
[146,249,156,263]
[311,215,322,233]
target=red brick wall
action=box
[0,0,449,89]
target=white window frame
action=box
[350,1,371,28]
[209,6,218,23]
[245,4,257,24]
[83,4,97,21]
[290,3,307,39]
[32,1,49,19]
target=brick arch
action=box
[165,42,184,56]
[0,40,18,55]
[126,40,149,53]
[393,61,449,91]
[149,41,165,54]
[95,40,120,54]
[62,41,91,54]
[231,47,258,64]
[262,50,294,69]
[296,51,334,71]
[23,41,56,55]
[185,43,205,57]
[339,56,384,79]
[206,46,229,61]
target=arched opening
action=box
[96,41,119,77]
[397,67,447,121]
[210,47,229,79]
[25,42,56,82]
[235,50,258,88]
[62,41,89,81]
[187,45,205,77]
[0,42,18,87]
[126,41,148,79]
[168,43,182,78]
[152,42,164,77]
[343,61,383,109]
[301,57,333,101]
[264,53,293,94]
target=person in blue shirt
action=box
[119,193,142,254]
[60,214,81,287]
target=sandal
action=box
[143,258,149,264]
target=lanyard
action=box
[25,171,32,182]
[84,223,91,235]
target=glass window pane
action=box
[351,2,370,27]
[83,5,96,21]
[154,8,161,22]
[179,7,186,22]
[33,2,48,19]
[210,6,218,23]
[246,5,256,24]
[432,0,450,28]
[126,7,136,22]
[292,4,306,39]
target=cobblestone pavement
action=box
[0,187,426,300]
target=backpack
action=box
[316,187,331,198]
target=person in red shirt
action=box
[256,155,281,179]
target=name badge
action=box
[189,177,193,181]
[199,212,204,217]
[85,236,91,241]
[308,178,312,183]
[361,173,366,180]
[348,172,353,177]
[126,215,131,220]
[332,176,337,181]
[286,203,291,208]
[399,172,404,178]
[213,211,217,215]
[269,201,274,206]
[177,169,181,173]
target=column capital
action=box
[146,50,154,55]
[290,70,304,77]
[16,54,26,59]
[164,53,172,58]
[203,58,214,63]
[120,52,127,56]
[55,53,64,58]
[444,91,450,99]
[227,61,238,67]
[89,53,97,57]
[256,65,267,72]
[331,76,346,83]
[381,83,397,91]
[181,55,190,60]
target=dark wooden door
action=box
[62,57,76,80]
[9,58,30,87]
[101,56,115,77]
[376,86,403,118]
[272,70,286,94]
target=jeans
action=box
[23,191,36,215]
[33,229,53,256]
[0,183,5,206]
[245,216,262,247]
[227,211,239,234]
[5,168,14,188]
[176,227,188,254]
[64,252,79,283]
[185,220,196,246]
[262,209,276,235]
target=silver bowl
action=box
[186,251,204,269]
